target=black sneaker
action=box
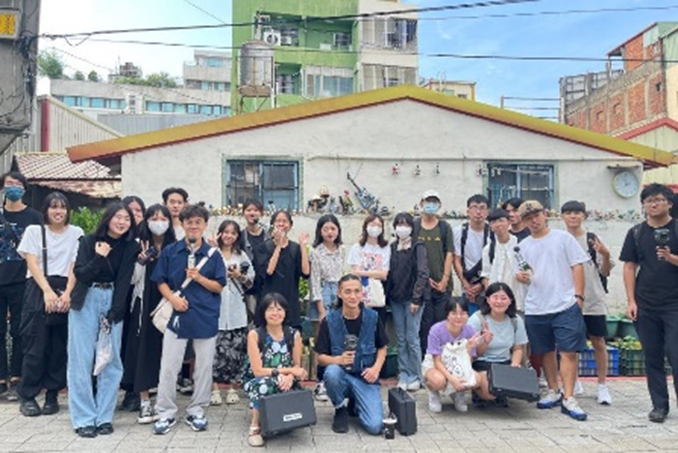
[332,406,349,433]
[649,408,668,423]
[20,398,42,417]
[42,390,59,415]
[121,391,140,412]
[5,381,19,402]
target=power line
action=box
[181,0,227,24]
[41,0,540,39]
[70,38,678,65]
[416,4,678,20]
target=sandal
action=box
[225,388,240,405]
[210,389,223,406]
[248,426,264,447]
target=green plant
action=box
[70,207,103,234]
[299,277,310,301]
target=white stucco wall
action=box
[120,99,649,310]
[122,99,643,213]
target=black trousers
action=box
[419,287,451,356]
[17,278,68,400]
[0,281,26,380]
[635,307,678,411]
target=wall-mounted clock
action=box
[612,170,640,199]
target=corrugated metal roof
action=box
[14,152,120,181]
[98,113,212,135]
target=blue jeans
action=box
[67,287,123,429]
[324,364,383,435]
[307,281,338,322]
[390,301,422,385]
[461,292,481,316]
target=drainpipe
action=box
[40,98,49,151]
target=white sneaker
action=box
[597,384,612,405]
[428,390,442,413]
[314,382,329,402]
[210,389,222,406]
[453,392,468,413]
[574,380,585,396]
[406,380,421,391]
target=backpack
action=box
[256,326,296,357]
[631,219,678,264]
[412,218,452,255]
[586,232,608,293]
[461,222,495,284]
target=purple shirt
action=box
[426,321,477,356]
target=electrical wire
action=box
[41,0,540,39]
[181,0,227,24]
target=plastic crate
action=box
[620,349,645,376]
[578,347,619,376]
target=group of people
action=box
[1,168,677,446]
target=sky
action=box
[38,0,678,115]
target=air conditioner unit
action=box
[263,30,281,46]
[280,36,293,46]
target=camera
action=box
[239,261,251,274]
[137,246,157,265]
[343,334,359,372]
[654,228,671,261]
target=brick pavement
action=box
[0,378,677,452]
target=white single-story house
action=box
[67,85,677,310]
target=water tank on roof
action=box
[239,40,274,97]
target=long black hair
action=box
[139,204,176,247]
[41,192,70,226]
[313,214,342,247]
[216,219,243,254]
[93,202,137,241]
[482,282,518,318]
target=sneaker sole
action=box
[537,399,562,409]
[561,406,587,421]
[138,415,160,424]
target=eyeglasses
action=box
[643,197,668,205]
[468,205,488,211]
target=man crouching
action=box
[314,274,388,434]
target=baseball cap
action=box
[518,200,544,218]
[421,190,441,202]
[560,200,586,213]
[487,208,510,222]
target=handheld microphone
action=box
[187,237,197,268]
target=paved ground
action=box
[0,378,677,452]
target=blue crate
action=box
[578,347,619,377]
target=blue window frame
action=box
[226,160,299,210]
[486,163,555,209]
[146,101,160,112]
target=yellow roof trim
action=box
[67,85,674,167]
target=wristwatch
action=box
[270,369,279,379]
[575,294,585,302]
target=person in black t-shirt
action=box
[0,171,42,401]
[241,199,270,322]
[315,274,388,435]
[620,183,678,424]
[502,197,531,243]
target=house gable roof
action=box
[617,117,678,141]
[67,85,676,168]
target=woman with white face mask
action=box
[385,212,429,391]
[120,204,176,425]
[347,214,391,325]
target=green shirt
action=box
[417,222,453,282]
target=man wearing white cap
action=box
[412,190,454,357]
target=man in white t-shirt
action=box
[561,200,613,405]
[515,200,589,421]
[453,194,493,315]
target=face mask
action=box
[366,226,382,238]
[395,226,412,238]
[4,186,24,202]
[148,220,170,236]
[423,202,439,215]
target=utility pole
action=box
[0,0,41,173]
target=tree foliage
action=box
[113,72,177,88]
[73,71,85,81]
[37,50,66,79]
[87,70,100,82]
